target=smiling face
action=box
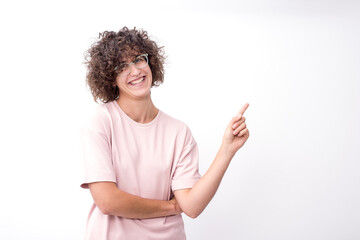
[115,54,153,101]
[85,28,166,103]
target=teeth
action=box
[130,77,144,85]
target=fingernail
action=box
[232,124,236,129]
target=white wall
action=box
[0,0,359,239]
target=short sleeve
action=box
[171,127,201,191]
[80,107,116,189]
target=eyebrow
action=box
[120,54,141,64]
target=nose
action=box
[129,63,141,76]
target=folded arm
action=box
[89,182,182,219]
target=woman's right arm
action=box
[88,182,182,219]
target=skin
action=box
[88,54,250,219]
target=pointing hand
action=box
[222,103,250,155]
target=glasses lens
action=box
[117,54,148,76]
[118,63,130,76]
[135,55,148,69]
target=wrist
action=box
[168,198,182,215]
[164,200,176,216]
[219,143,236,160]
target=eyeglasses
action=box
[115,53,149,76]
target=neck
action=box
[116,94,158,124]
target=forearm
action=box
[89,182,180,219]
[174,104,250,218]
[108,192,178,219]
[175,144,235,218]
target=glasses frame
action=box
[115,53,149,76]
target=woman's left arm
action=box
[173,103,250,218]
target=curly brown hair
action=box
[84,27,166,103]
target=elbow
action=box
[188,213,199,219]
[184,209,202,219]
[89,182,120,216]
[177,200,204,219]
[96,199,114,215]
[100,207,112,216]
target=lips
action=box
[128,76,145,85]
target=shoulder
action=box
[90,102,112,122]
[160,111,190,130]
[159,111,195,142]
[82,102,114,133]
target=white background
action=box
[0,0,359,239]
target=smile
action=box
[129,77,145,85]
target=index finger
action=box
[238,103,249,116]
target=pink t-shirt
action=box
[81,101,201,240]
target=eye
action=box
[118,64,128,72]
[135,57,145,64]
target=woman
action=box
[81,27,249,240]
